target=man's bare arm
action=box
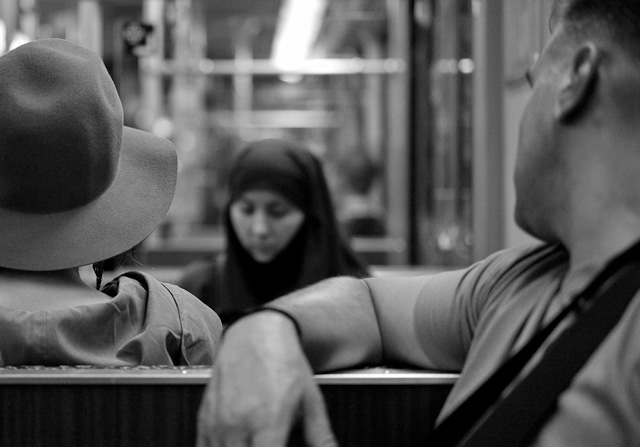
[264,276,384,371]
[265,274,439,370]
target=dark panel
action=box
[0,382,452,446]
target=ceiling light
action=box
[271,0,328,72]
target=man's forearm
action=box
[266,276,383,372]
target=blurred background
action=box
[0,0,551,271]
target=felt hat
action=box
[0,39,177,271]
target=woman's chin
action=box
[250,250,277,263]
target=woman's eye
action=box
[268,205,290,218]
[268,209,287,218]
[238,203,254,215]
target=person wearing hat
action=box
[0,39,222,366]
[177,138,370,326]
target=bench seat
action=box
[0,366,457,447]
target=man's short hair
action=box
[553,0,640,60]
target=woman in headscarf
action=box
[178,138,370,324]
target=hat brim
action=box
[0,127,177,271]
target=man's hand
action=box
[196,312,338,447]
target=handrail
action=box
[0,365,459,386]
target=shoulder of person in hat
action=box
[0,38,222,366]
[0,268,112,310]
[196,1,640,446]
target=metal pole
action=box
[471,0,504,260]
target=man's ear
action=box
[554,42,601,122]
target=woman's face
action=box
[229,189,306,263]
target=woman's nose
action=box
[250,211,270,236]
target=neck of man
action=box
[558,138,640,270]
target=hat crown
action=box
[0,39,123,214]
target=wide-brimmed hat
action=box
[0,39,177,271]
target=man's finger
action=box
[197,427,252,447]
[196,426,212,447]
[251,427,290,447]
[302,383,338,447]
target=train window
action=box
[8,0,496,268]
[131,0,414,266]
[410,0,474,266]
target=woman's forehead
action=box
[236,189,300,205]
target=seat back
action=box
[0,366,457,447]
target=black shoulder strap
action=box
[431,239,640,447]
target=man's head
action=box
[514,0,640,243]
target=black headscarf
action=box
[219,139,370,319]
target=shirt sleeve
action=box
[163,282,223,365]
[364,243,558,371]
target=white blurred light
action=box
[151,117,174,139]
[271,0,327,72]
[279,73,303,84]
[458,58,475,74]
[8,31,31,51]
[0,20,6,54]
